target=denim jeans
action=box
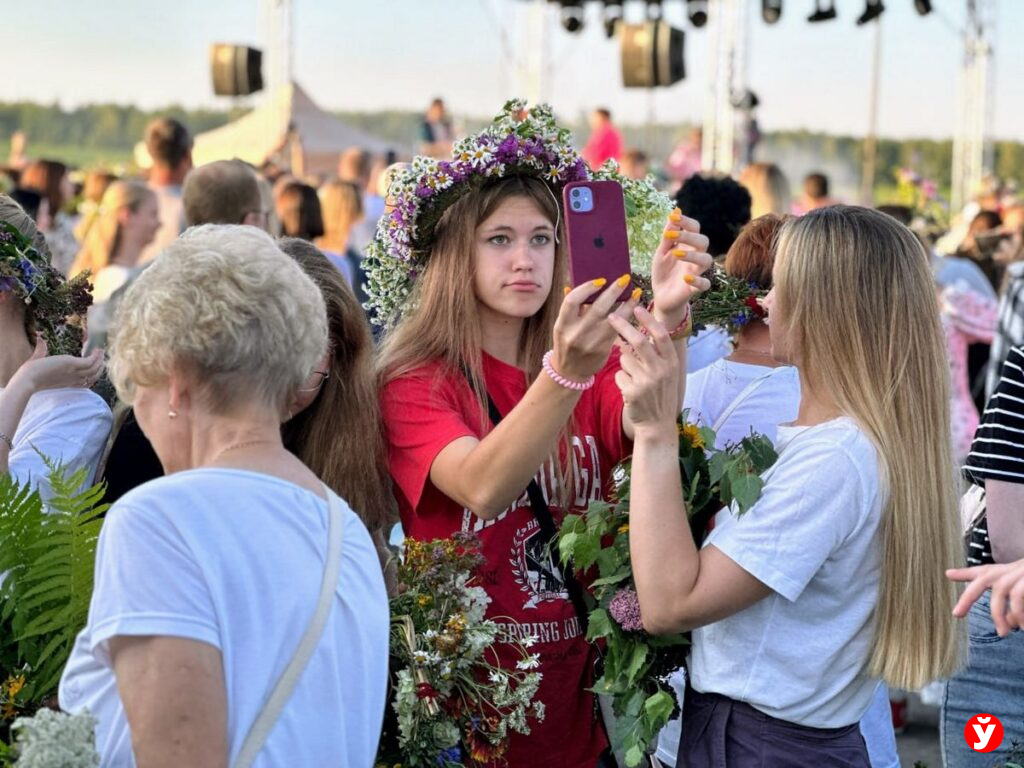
[941,591,1024,767]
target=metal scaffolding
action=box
[951,0,996,214]
[701,0,747,174]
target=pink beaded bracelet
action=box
[542,350,595,391]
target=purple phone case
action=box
[563,180,633,302]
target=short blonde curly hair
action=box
[108,224,328,412]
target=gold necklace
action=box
[211,439,277,464]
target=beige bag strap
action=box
[232,486,345,768]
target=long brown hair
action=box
[277,238,395,535]
[774,206,965,688]
[377,176,565,401]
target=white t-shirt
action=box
[90,265,133,305]
[690,417,883,728]
[683,359,800,446]
[686,326,732,374]
[60,469,390,768]
[4,387,112,501]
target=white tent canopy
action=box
[182,82,401,176]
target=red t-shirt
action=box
[582,124,624,168]
[381,351,628,768]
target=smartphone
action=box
[563,180,632,302]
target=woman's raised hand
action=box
[9,334,105,394]
[947,559,1024,637]
[552,276,643,382]
[608,307,681,434]
[651,209,713,326]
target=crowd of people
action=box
[0,97,1022,768]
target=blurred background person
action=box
[183,159,265,228]
[138,117,192,264]
[276,180,324,242]
[74,169,117,242]
[797,171,837,213]
[738,162,792,220]
[20,158,78,275]
[665,126,703,184]
[316,178,363,287]
[581,107,623,168]
[420,97,454,158]
[619,149,650,181]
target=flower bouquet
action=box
[377,533,544,768]
[557,417,778,766]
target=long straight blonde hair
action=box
[70,181,153,278]
[774,206,965,688]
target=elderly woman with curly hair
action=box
[60,225,389,767]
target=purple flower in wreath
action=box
[608,587,644,632]
[732,313,749,327]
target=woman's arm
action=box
[0,336,104,475]
[430,280,638,520]
[986,479,1024,563]
[610,310,771,633]
[109,635,228,768]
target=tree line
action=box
[2,100,1022,192]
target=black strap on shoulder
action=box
[476,388,592,635]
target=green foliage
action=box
[558,417,778,765]
[0,461,108,711]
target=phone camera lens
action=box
[572,201,581,209]
[571,189,581,197]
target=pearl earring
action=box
[168,409,178,419]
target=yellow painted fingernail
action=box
[673,247,687,258]
[592,278,607,288]
[670,210,683,222]
[664,230,680,240]
[564,285,571,296]
[616,274,631,287]
[673,207,682,216]
[631,287,643,302]
[684,274,696,285]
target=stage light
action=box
[856,0,885,25]
[807,0,837,23]
[762,0,782,24]
[687,0,708,28]
[559,0,585,33]
[602,2,623,38]
[914,0,932,15]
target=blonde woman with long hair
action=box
[315,178,363,286]
[70,180,159,302]
[738,161,791,219]
[375,104,712,766]
[615,205,965,767]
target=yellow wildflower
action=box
[4,675,25,698]
[417,595,432,607]
[680,423,705,450]
[617,523,630,534]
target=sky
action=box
[2,0,1022,141]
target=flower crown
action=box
[364,98,674,329]
[0,222,92,356]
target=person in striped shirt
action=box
[941,344,1024,768]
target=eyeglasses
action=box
[299,370,330,392]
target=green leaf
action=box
[623,641,649,686]
[587,608,613,641]
[728,472,764,516]
[643,689,676,727]
[708,451,729,486]
[624,744,645,767]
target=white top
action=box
[686,326,732,374]
[60,469,390,768]
[4,387,111,501]
[690,417,884,728]
[138,184,185,265]
[90,265,133,305]
[683,359,801,446]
